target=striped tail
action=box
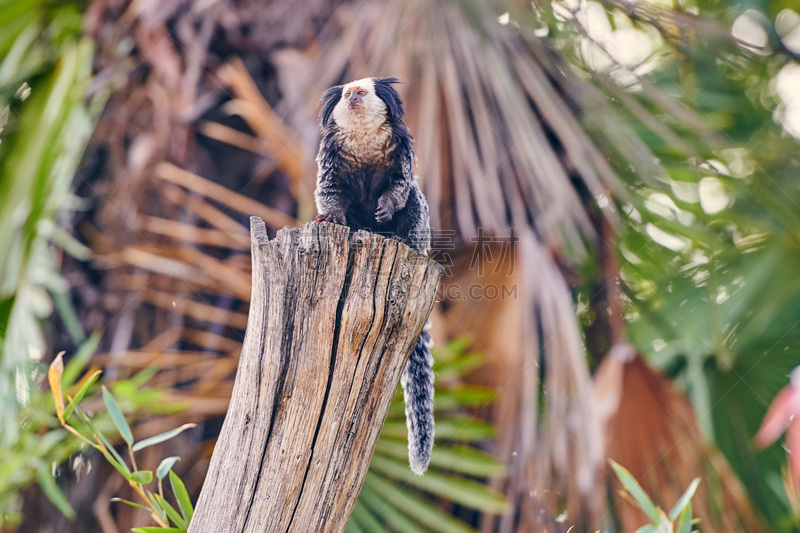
[401,320,435,475]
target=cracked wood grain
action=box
[188,217,443,533]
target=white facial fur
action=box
[332,78,391,163]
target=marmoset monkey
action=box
[314,77,434,475]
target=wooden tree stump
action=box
[188,217,443,533]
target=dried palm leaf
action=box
[155,162,298,229]
[275,2,615,530]
[293,0,621,254]
[593,344,765,532]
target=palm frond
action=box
[349,339,507,532]
[285,3,620,528]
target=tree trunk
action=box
[188,217,443,533]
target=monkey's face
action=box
[332,78,388,132]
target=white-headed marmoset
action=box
[314,77,434,475]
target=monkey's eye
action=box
[344,91,351,98]
[357,89,367,96]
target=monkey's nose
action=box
[347,93,362,107]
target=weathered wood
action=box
[188,217,443,533]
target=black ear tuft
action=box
[319,85,343,127]
[373,77,404,119]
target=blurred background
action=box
[2,0,800,531]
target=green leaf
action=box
[169,470,193,523]
[62,331,100,385]
[363,472,477,532]
[110,497,151,512]
[676,502,693,533]
[153,493,187,529]
[432,386,496,411]
[634,526,661,533]
[610,460,660,522]
[132,424,196,452]
[52,288,85,343]
[668,478,700,521]
[102,385,133,446]
[356,491,426,532]
[63,369,102,420]
[348,493,384,532]
[344,520,363,533]
[353,484,428,533]
[373,440,505,477]
[380,416,495,442]
[431,336,472,364]
[157,456,181,480]
[93,426,132,479]
[65,396,97,437]
[129,470,153,485]
[433,353,486,381]
[368,454,507,513]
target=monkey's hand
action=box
[375,195,396,224]
[315,211,346,225]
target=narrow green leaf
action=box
[433,353,486,381]
[129,470,153,485]
[102,385,133,446]
[355,484,429,533]
[344,520,362,533]
[676,502,693,533]
[147,490,167,523]
[373,440,505,477]
[381,416,495,442]
[169,470,193,523]
[52,288,85,343]
[153,493,187,528]
[111,497,151,511]
[432,336,472,364]
[94,427,132,478]
[364,472,477,533]
[63,398,102,443]
[634,526,661,533]
[433,386,496,410]
[97,447,132,480]
[610,460,660,522]
[63,369,102,420]
[353,484,427,533]
[668,478,700,521]
[157,456,181,480]
[133,424,196,452]
[368,454,508,513]
[62,331,101,385]
[29,458,75,519]
[348,495,383,532]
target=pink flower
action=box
[755,367,800,483]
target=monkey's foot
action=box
[315,212,346,225]
[389,235,411,246]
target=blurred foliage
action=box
[47,352,196,532]
[611,460,700,533]
[4,0,800,530]
[0,0,95,436]
[535,0,800,528]
[348,338,507,532]
[0,0,105,527]
[0,335,94,526]
[1,331,176,528]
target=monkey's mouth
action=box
[347,101,362,110]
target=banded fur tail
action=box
[401,320,434,475]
